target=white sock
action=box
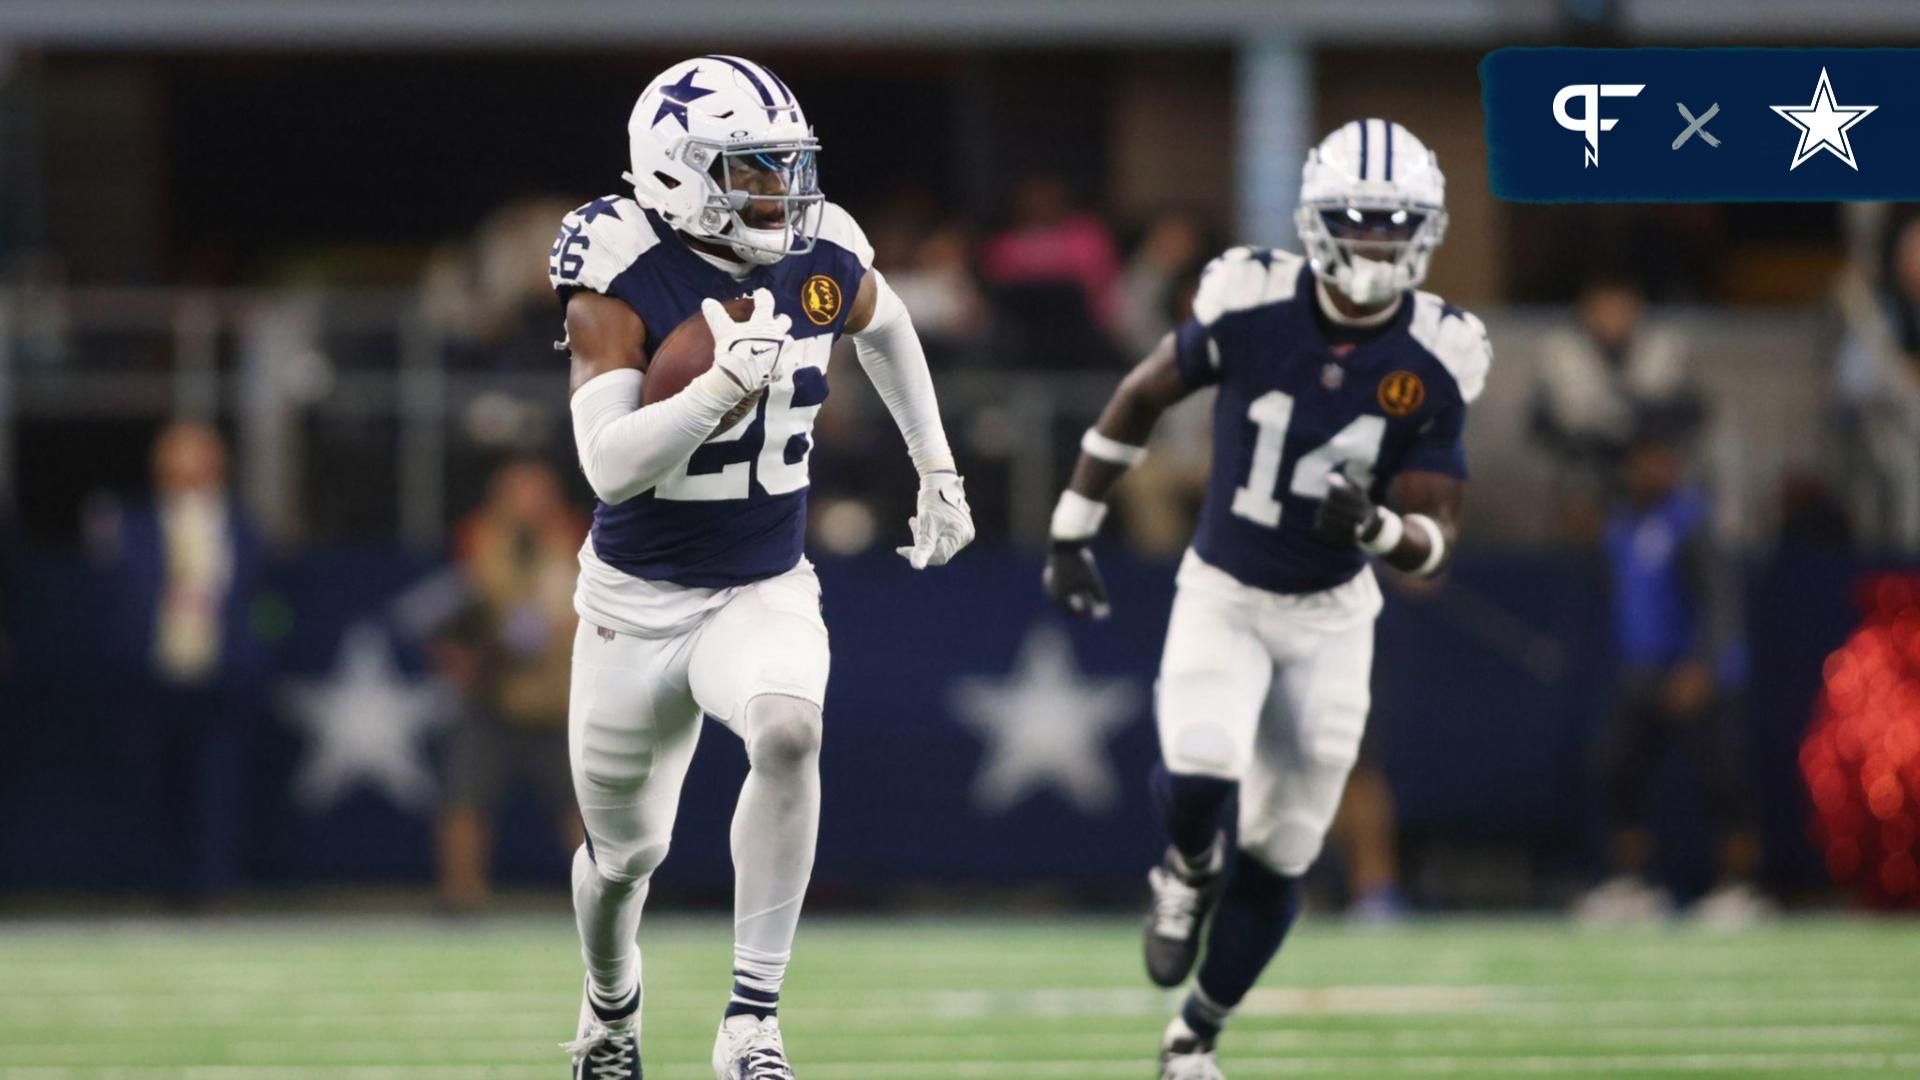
[726,697,821,1015]
[571,843,644,1016]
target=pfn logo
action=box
[1553,83,1645,167]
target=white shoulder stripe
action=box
[1191,247,1303,326]
[553,196,660,296]
[1408,291,1492,405]
[814,202,874,269]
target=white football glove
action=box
[702,288,791,394]
[897,471,975,569]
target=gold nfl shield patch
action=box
[1377,370,1426,417]
[801,274,842,326]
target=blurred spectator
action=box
[980,175,1123,368]
[108,422,266,905]
[1115,251,1211,554]
[1115,210,1207,358]
[1830,214,1920,554]
[433,457,586,912]
[884,224,990,366]
[420,195,578,369]
[1529,275,1704,538]
[1577,422,1767,928]
[1330,762,1409,922]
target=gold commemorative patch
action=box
[1378,370,1426,417]
[801,274,842,326]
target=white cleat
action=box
[713,1014,796,1080]
[1691,881,1776,932]
[1573,875,1672,926]
[1159,1016,1225,1080]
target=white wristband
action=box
[1050,490,1109,542]
[1081,428,1148,468]
[1406,513,1447,576]
[1359,507,1404,555]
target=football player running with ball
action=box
[554,57,973,1079]
[1044,121,1490,1080]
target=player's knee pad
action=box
[1160,716,1247,778]
[592,838,670,893]
[1254,812,1335,877]
[742,693,823,773]
[1246,742,1360,876]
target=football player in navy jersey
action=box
[1044,120,1491,1080]
[553,57,973,1080]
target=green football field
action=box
[2,914,1917,1078]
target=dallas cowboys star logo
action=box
[949,624,1142,816]
[653,67,714,130]
[282,622,449,812]
[1771,67,1876,172]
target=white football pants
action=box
[567,559,830,1015]
[1155,550,1380,875]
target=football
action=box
[643,296,764,429]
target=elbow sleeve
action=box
[570,368,742,503]
[851,274,956,475]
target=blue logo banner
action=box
[1483,48,1919,202]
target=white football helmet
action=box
[625,56,823,266]
[1295,119,1448,306]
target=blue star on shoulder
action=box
[578,197,622,223]
[653,67,715,129]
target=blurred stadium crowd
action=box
[1,38,1917,914]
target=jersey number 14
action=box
[1231,389,1385,528]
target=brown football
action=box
[643,296,763,429]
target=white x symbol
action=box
[1673,102,1721,149]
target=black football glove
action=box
[1312,472,1382,549]
[1044,541,1111,620]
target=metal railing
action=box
[0,286,1841,550]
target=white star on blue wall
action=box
[950,624,1143,816]
[282,622,449,812]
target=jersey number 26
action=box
[654,371,821,502]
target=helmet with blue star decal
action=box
[1294,119,1448,307]
[626,56,823,266]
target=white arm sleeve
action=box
[850,270,956,476]
[569,367,745,505]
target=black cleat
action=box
[1143,845,1225,988]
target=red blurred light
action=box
[1802,571,1920,908]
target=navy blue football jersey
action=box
[1174,247,1491,595]
[550,196,871,588]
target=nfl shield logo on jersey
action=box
[1321,363,1345,390]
